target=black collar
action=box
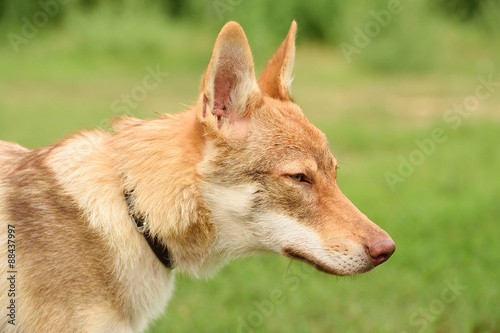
[124,190,174,269]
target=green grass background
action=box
[1,2,499,332]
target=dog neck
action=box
[124,189,174,269]
[109,111,216,276]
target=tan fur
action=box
[258,21,297,100]
[0,21,394,332]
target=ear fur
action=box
[199,21,261,136]
[258,21,297,101]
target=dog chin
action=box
[282,248,374,276]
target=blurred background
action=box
[1,0,499,332]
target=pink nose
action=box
[366,238,396,266]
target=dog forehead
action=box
[251,98,333,167]
[263,99,328,143]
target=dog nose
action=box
[366,238,396,266]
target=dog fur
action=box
[0,21,395,332]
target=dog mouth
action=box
[283,248,337,275]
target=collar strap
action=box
[124,190,174,269]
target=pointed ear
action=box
[258,21,297,101]
[199,21,261,134]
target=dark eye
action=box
[289,174,308,183]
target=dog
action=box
[0,21,395,332]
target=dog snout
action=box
[365,238,396,266]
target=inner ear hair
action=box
[200,21,260,131]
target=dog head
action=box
[197,21,395,276]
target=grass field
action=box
[1,15,499,332]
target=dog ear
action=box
[258,21,297,101]
[199,21,261,135]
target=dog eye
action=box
[289,174,308,183]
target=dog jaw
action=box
[199,179,388,276]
